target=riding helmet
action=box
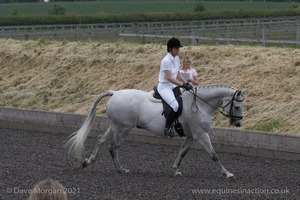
[167,37,183,52]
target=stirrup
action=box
[164,128,174,138]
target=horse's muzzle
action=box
[230,119,242,127]
[235,122,241,127]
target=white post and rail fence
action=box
[0,17,299,47]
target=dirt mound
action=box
[0,39,299,134]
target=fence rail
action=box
[0,16,299,47]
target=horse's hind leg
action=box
[195,132,234,178]
[108,124,131,174]
[82,126,113,168]
[173,136,194,176]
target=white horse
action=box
[66,84,246,178]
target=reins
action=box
[187,88,244,120]
[147,86,244,124]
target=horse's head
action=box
[221,89,246,127]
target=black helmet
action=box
[167,37,183,52]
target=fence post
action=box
[225,27,230,45]
[190,31,196,46]
[297,23,300,48]
[261,26,266,47]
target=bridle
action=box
[220,90,244,120]
[188,88,244,121]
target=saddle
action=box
[153,86,185,137]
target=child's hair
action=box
[28,178,67,200]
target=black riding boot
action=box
[164,108,177,138]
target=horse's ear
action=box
[241,88,248,94]
[237,88,247,96]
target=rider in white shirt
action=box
[157,37,193,137]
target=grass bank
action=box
[0,38,299,134]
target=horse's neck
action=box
[196,85,236,108]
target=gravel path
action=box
[0,128,299,200]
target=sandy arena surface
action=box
[0,128,299,200]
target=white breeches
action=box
[157,83,179,112]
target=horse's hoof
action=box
[174,171,182,176]
[226,173,234,178]
[82,159,89,169]
[118,168,130,174]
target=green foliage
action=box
[289,4,299,10]
[247,119,285,132]
[11,9,19,17]
[0,1,299,26]
[0,1,298,18]
[36,91,52,103]
[48,4,66,15]
[0,8,300,26]
[194,2,205,12]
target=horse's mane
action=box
[193,84,239,98]
[196,84,238,91]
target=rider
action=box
[157,37,193,137]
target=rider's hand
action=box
[182,82,193,91]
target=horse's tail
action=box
[65,90,114,160]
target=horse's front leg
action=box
[173,136,194,176]
[195,132,234,178]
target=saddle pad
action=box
[147,90,162,103]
